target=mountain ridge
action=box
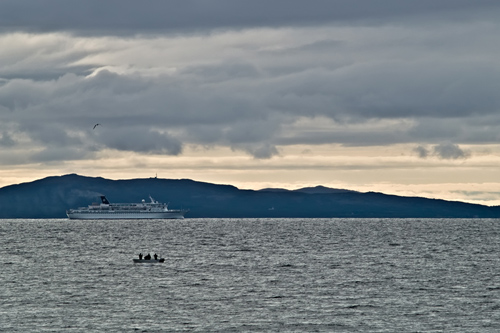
[0,174,498,218]
[260,185,357,194]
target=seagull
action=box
[93,123,100,130]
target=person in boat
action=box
[154,253,158,260]
[139,253,143,260]
[144,253,151,260]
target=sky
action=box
[1,0,500,205]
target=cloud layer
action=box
[1,1,498,34]
[1,15,499,160]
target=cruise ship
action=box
[66,195,188,219]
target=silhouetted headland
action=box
[0,174,499,218]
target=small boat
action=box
[133,258,165,263]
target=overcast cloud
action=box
[1,1,497,34]
[1,1,500,204]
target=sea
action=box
[1,218,500,332]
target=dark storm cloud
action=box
[97,127,183,155]
[180,62,260,83]
[0,70,277,157]
[433,143,470,160]
[270,62,500,121]
[25,125,82,147]
[241,144,280,159]
[0,0,498,35]
[30,147,90,163]
[413,143,470,160]
[414,146,429,159]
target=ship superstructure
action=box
[66,195,187,219]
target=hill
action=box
[0,174,499,218]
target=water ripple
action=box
[1,218,500,331]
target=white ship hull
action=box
[66,195,187,220]
[67,211,185,219]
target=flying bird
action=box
[93,123,100,130]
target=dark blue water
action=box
[1,218,500,332]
